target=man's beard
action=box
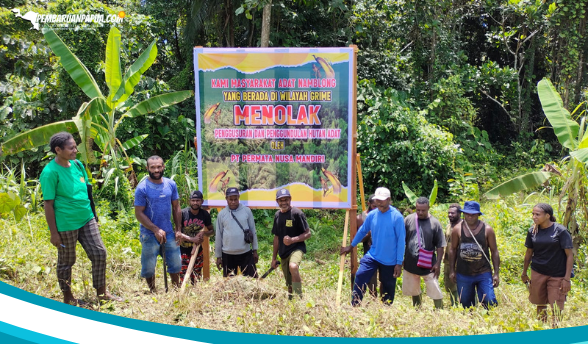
[191,204,201,211]
[149,171,163,180]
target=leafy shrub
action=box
[357,79,458,201]
[97,168,134,217]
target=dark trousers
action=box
[222,251,257,278]
[352,254,397,306]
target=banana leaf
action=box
[105,27,122,99]
[74,97,111,163]
[537,78,579,151]
[570,147,588,164]
[115,91,193,130]
[0,120,78,156]
[428,179,438,205]
[111,40,158,105]
[402,181,417,204]
[122,134,149,150]
[42,27,102,100]
[484,171,553,199]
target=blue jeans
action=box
[456,272,498,309]
[140,232,181,278]
[352,254,398,306]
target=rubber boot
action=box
[292,282,302,298]
[412,294,422,308]
[434,299,444,309]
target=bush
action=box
[357,80,458,201]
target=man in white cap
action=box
[341,187,405,306]
[271,188,311,299]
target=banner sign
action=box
[194,47,354,208]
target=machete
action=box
[260,261,280,279]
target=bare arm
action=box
[172,199,182,234]
[135,205,166,243]
[293,227,311,243]
[448,224,460,282]
[431,247,444,278]
[44,200,62,248]
[486,226,500,287]
[521,248,532,284]
[560,248,574,293]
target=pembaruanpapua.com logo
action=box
[12,9,125,30]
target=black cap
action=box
[225,187,239,197]
[190,190,203,199]
[276,188,291,199]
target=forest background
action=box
[1,0,588,337]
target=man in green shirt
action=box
[40,132,121,305]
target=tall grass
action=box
[0,199,587,336]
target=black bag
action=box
[230,210,254,244]
[74,160,98,221]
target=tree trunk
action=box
[260,0,272,47]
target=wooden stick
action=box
[180,244,201,293]
[357,153,366,213]
[336,210,350,306]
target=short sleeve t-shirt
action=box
[39,159,94,232]
[181,207,212,252]
[525,223,573,277]
[404,214,446,275]
[271,207,309,259]
[134,177,179,236]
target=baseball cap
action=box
[276,188,291,199]
[225,187,240,197]
[190,190,203,199]
[373,187,391,201]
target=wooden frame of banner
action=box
[335,45,359,306]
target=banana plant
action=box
[484,78,588,243]
[0,26,193,172]
[402,179,438,205]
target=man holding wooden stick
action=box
[271,189,311,299]
[341,187,405,306]
[177,191,214,285]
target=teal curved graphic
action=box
[0,281,587,343]
[0,321,75,344]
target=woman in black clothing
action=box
[521,203,573,324]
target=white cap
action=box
[373,187,391,200]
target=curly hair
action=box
[49,132,74,154]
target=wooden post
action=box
[202,237,210,281]
[357,153,366,213]
[336,211,350,306]
[349,45,359,287]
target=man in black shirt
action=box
[177,191,214,284]
[271,189,311,299]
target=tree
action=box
[0,26,193,172]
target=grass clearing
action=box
[1,201,587,337]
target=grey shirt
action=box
[215,203,258,257]
[404,214,446,275]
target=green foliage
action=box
[97,168,133,217]
[0,162,41,220]
[357,80,457,200]
[166,148,199,207]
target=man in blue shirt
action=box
[134,156,183,292]
[341,187,405,306]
